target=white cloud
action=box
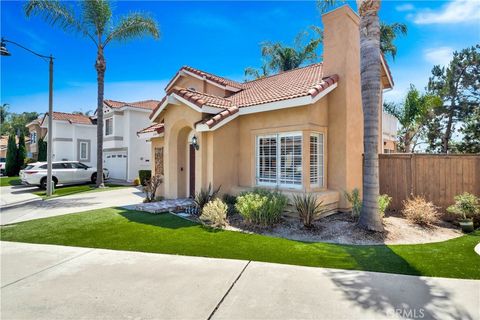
[423,47,453,66]
[6,80,169,114]
[395,3,414,12]
[413,0,480,24]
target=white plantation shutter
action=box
[256,132,302,188]
[310,133,324,187]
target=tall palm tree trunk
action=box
[96,47,106,188]
[357,0,384,232]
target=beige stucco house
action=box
[138,6,393,211]
[26,117,47,160]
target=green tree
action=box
[0,103,9,125]
[16,132,26,173]
[5,134,18,177]
[25,0,160,187]
[319,0,384,231]
[456,108,480,153]
[380,22,407,60]
[384,85,441,152]
[0,111,39,136]
[37,137,47,161]
[245,26,322,79]
[426,45,480,153]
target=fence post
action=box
[410,154,415,197]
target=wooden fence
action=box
[378,154,480,212]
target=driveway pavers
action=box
[1,241,479,320]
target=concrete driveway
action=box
[1,241,478,320]
[0,184,41,207]
[0,186,144,225]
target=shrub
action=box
[378,194,392,218]
[5,134,17,176]
[235,188,288,227]
[16,132,26,172]
[402,196,438,226]
[194,183,221,212]
[37,138,47,161]
[292,193,325,228]
[133,178,140,186]
[447,192,480,221]
[200,199,228,227]
[138,170,152,186]
[222,193,237,216]
[344,189,361,219]
[24,157,36,165]
[143,175,163,203]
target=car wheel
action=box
[40,177,57,190]
[91,173,106,184]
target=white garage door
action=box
[104,152,127,180]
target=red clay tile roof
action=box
[165,66,243,91]
[171,87,233,108]
[137,122,164,135]
[104,99,161,111]
[152,63,340,127]
[198,106,240,129]
[47,112,94,125]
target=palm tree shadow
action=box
[117,209,199,230]
[325,246,475,320]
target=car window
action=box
[0,158,6,162]
[52,163,68,169]
[40,164,47,169]
[74,163,89,169]
[24,165,35,170]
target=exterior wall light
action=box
[191,135,199,150]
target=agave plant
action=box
[194,183,221,213]
[292,193,325,229]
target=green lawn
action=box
[0,176,21,187]
[33,183,129,198]
[1,208,479,279]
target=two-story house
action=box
[26,117,47,160]
[41,112,97,167]
[102,100,160,181]
[382,112,398,153]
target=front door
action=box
[189,144,195,197]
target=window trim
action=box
[105,117,113,136]
[256,132,303,189]
[79,141,88,161]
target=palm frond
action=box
[24,0,83,34]
[82,0,112,37]
[105,12,160,46]
[316,0,346,13]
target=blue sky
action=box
[1,0,479,114]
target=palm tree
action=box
[319,0,384,231]
[380,22,407,60]
[384,85,441,152]
[25,0,159,187]
[245,26,322,79]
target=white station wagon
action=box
[20,161,109,189]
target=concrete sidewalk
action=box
[0,187,144,225]
[1,241,478,320]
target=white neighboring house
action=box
[41,112,97,167]
[102,99,160,181]
[382,112,399,153]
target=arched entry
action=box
[176,126,196,198]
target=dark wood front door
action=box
[189,144,195,197]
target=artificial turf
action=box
[0,176,21,187]
[33,183,128,198]
[1,208,479,279]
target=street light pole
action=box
[47,55,53,196]
[1,37,55,196]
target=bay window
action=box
[256,132,302,188]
